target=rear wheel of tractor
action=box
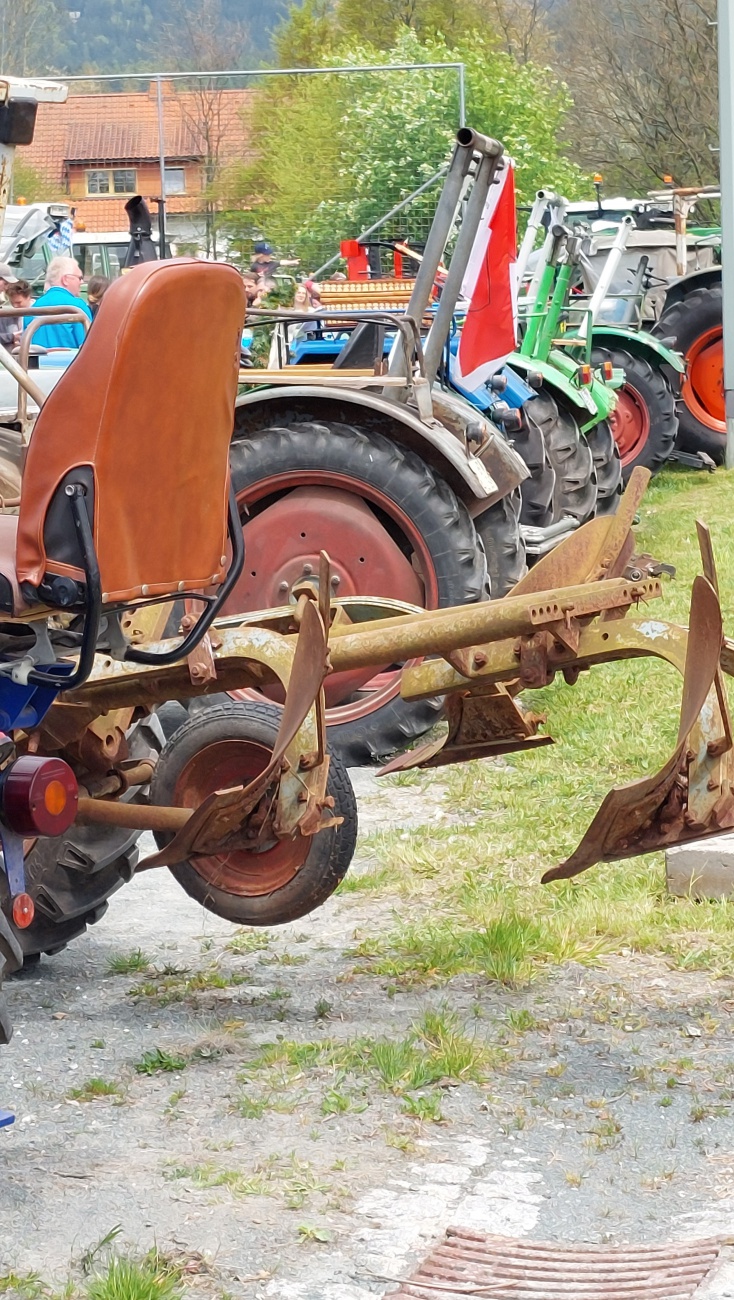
[585,419,622,516]
[0,912,22,1045]
[0,827,139,962]
[514,399,555,529]
[527,387,597,525]
[475,488,526,595]
[227,419,488,765]
[151,701,358,926]
[653,284,724,461]
[592,346,678,480]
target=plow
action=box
[0,119,729,1053]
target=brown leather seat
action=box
[4,258,245,615]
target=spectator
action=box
[7,279,33,348]
[242,270,261,307]
[0,262,20,351]
[27,257,91,349]
[87,275,111,317]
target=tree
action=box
[551,0,718,190]
[244,27,586,272]
[0,0,67,75]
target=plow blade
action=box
[543,574,733,883]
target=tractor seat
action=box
[0,259,246,620]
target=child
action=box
[87,275,111,317]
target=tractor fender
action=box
[509,356,597,416]
[591,326,685,374]
[663,266,722,310]
[234,384,528,517]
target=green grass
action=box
[86,1254,181,1300]
[68,1078,122,1102]
[106,950,151,976]
[134,1048,187,1076]
[342,469,734,986]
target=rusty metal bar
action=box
[326,577,660,673]
[76,796,191,832]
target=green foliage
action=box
[134,1048,187,1075]
[246,27,585,271]
[85,1254,181,1300]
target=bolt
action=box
[303,563,313,576]
[472,651,488,669]
[190,664,207,681]
[331,574,341,588]
[708,777,720,791]
[278,580,289,593]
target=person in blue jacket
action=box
[26,256,92,349]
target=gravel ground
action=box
[2,768,734,1297]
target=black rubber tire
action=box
[513,399,555,529]
[229,420,488,765]
[475,488,526,595]
[653,284,724,461]
[527,387,597,525]
[0,828,138,962]
[0,911,22,1045]
[592,346,678,480]
[585,419,622,517]
[151,701,358,927]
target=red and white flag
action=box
[454,159,518,388]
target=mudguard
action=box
[592,326,685,374]
[663,266,722,311]
[234,384,528,512]
[509,353,597,417]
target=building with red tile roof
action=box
[22,83,255,240]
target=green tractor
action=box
[515,193,683,505]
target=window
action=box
[85,168,136,196]
[76,245,103,277]
[164,167,186,195]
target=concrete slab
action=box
[666,834,734,899]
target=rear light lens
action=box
[12,893,34,929]
[580,364,593,386]
[602,360,614,381]
[2,756,78,837]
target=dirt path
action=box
[2,768,734,1297]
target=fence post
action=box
[155,74,167,258]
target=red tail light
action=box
[2,756,78,837]
[602,360,614,381]
[579,364,593,387]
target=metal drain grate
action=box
[387,1227,723,1298]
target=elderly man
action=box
[27,256,92,350]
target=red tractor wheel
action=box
[151,702,358,926]
[226,419,488,766]
[593,347,678,480]
[653,283,725,461]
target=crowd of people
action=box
[0,257,112,352]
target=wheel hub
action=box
[225,485,427,710]
[173,738,309,896]
[610,383,650,465]
[684,328,725,430]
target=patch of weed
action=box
[68,1078,122,1102]
[135,1048,187,1076]
[106,950,151,976]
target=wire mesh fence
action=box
[17,64,464,280]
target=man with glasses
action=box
[26,256,92,350]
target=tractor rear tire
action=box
[526,388,597,525]
[593,346,678,480]
[1,828,138,961]
[0,912,22,1045]
[653,284,724,461]
[475,488,526,595]
[585,419,623,516]
[228,420,488,766]
[151,701,358,926]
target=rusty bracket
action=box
[183,598,218,687]
[380,683,552,774]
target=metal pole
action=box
[155,74,167,258]
[422,146,503,385]
[718,0,734,468]
[387,131,477,378]
[458,64,466,127]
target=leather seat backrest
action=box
[16,259,246,604]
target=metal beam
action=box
[718,0,734,467]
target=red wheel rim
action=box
[173,738,309,896]
[609,383,651,466]
[683,327,725,431]
[225,474,440,724]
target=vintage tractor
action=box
[0,252,731,1047]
